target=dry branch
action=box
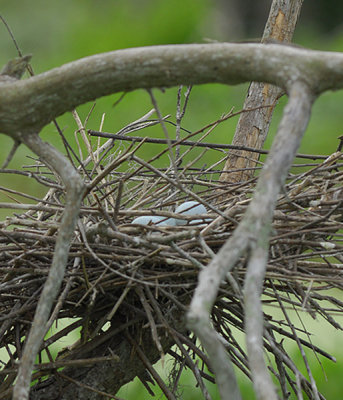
[1,43,343,136]
[11,134,85,400]
[243,81,313,400]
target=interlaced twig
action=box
[1,125,342,398]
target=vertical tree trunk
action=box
[220,0,304,186]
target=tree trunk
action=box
[220,0,304,186]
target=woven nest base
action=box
[1,119,343,398]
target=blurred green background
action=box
[1,1,343,398]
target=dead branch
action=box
[188,81,314,400]
[12,134,85,400]
[0,43,343,136]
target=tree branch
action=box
[188,81,314,400]
[244,81,314,400]
[0,43,342,136]
[12,133,85,400]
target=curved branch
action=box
[187,81,314,400]
[0,43,342,135]
[244,81,313,400]
[12,133,85,400]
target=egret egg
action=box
[188,218,212,226]
[175,201,207,226]
[131,215,176,226]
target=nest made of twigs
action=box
[1,115,343,399]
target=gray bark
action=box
[220,0,304,184]
[1,43,343,138]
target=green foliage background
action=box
[1,1,343,398]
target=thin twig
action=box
[2,140,20,168]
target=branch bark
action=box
[29,317,186,400]
[220,0,304,184]
[243,81,313,400]
[0,43,343,136]
[12,134,85,400]
[188,81,314,400]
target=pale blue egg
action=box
[175,201,207,226]
[131,215,176,226]
[189,218,212,226]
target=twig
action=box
[1,140,20,168]
[45,256,81,330]
[0,355,120,374]
[273,285,320,400]
[0,16,24,58]
[175,85,192,162]
[125,332,177,400]
[136,286,164,363]
[147,89,178,178]
[57,372,124,400]
[88,130,327,160]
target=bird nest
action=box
[1,110,343,399]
